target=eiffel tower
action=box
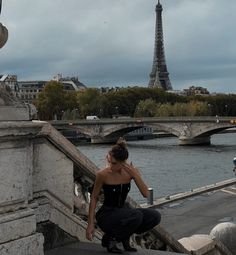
[148,0,172,90]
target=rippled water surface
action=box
[77,133,236,203]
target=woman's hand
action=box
[123,162,149,198]
[86,223,95,241]
[122,161,140,179]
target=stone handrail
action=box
[36,121,98,180]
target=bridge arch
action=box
[93,124,145,143]
[193,125,235,138]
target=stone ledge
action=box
[0,233,44,255]
[0,208,36,244]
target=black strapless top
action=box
[103,183,131,208]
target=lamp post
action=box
[115,106,119,118]
[225,104,228,116]
[99,108,102,118]
[207,103,212,116]
[75,108,79,120]
[180,104,183,120]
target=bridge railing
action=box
[50,116,236,126]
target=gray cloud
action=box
[0,0,236,93]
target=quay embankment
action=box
[142,178,236,254]
[142,178,236,208]
[0,116,234,254]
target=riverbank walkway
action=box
[45,242,186,255]
[147,178,236,239]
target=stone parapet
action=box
[0,233,44,255]
[0,122,44,254]
[0,138,33,208]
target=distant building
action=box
[0,74,19,96]
[0,74,87,104]
[18,80,46,103]
[184,86,210,96]
[53,74,86,91]
[98,86,121,93]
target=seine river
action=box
[77,133,236,204]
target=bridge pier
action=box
[179,136,211,146]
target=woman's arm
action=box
[122,162,149,198]
[86,171,104,240]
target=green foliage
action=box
[77,88,103,118]
[61,108,80,120]
[35,84,236,120]
[134,99,158,117]
[35,81,77,120]
[155,103,174,117]
[100,87,184,117]
[187,94,236,116]
[155,101,211,117]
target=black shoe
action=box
[122,239,137,252]
[102,234,110,247]
[107,239,123,254]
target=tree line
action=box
[34,81,236,120]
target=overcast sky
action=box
[1,0,236,93]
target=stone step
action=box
[45,242,186,255]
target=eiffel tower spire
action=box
[148,0,172,90]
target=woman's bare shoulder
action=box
[97,167,110,177]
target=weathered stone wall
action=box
[0,139,33,205]
[0,134,44,254]
[0,121,100,254]
[33,139,74,209]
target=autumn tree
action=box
[35,81,77,120]
[155,101,211,117]
[134,99,158,117]
[77,88,103,118]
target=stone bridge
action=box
[51,116,236,145]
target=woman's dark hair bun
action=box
[109,137,128,161]
[116,137,127,149]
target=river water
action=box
[77,133,236,204]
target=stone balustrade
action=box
[0,121,100,254]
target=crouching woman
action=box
[86,139,161,253]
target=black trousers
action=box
[95,205,161,242]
